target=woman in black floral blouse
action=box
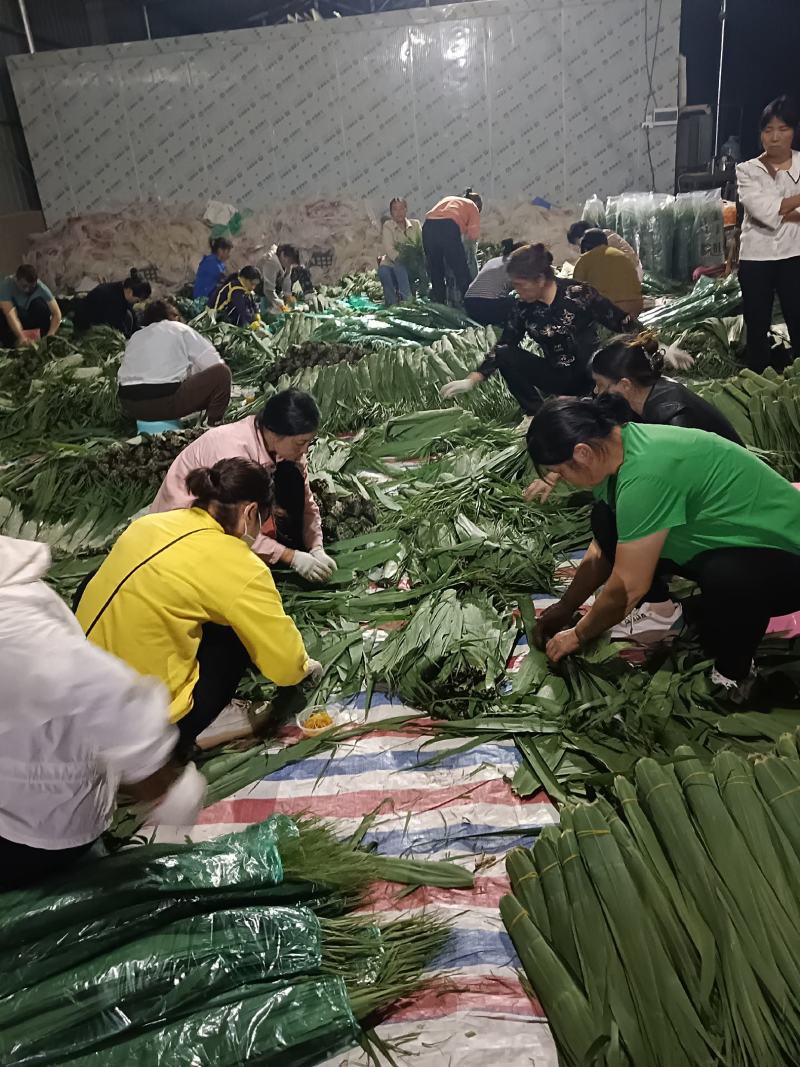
[440,243,639,414]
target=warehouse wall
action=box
[8,0,681,226]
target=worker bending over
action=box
[572,229,643,318]
[151,389,336,583]
[441,243,638,415]
[73,271,152,338]
[463,239,523,326]
[0,534,201,889]
[276,244,315,303]
[567,220,643,280]
[118,300,232,426]
[76,458,320,751]
[528,395,800,699]
[527,332,740,506]
[422,189,482,305]
[210,266,262,327]
[0,264,62,347]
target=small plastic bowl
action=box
[296,706,338,737]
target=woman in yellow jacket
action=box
[76,457,319,750]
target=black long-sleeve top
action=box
[642,378,742,444]
[73,282,136,338]
[477,279,638,377]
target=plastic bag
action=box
[672,193,697,282]
[605,195,621,236]
[640,274,742,335]
[0,820,286,952]
[58,977,360,1067]
[581,194,606,228]
[2,906,327,1065]
[637,194,675,279]
[691,190,725,269]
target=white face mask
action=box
[242,509,262,548]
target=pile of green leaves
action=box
[369,588,518,719]
[698,362,800,478]
[502,731,800,1066]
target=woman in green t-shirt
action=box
[527,395,800,694]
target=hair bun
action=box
[185,466,217,500]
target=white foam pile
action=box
[26,199,578,294]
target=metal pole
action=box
[16,0,34,53]
[142,3,152,40]
[714,0,727,159]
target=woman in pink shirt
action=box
[151,389,337,583]
[422,188,482,305]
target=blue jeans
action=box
[378,262,411,305]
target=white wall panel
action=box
[8,0,682,226]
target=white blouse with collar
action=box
[736,151,800,261]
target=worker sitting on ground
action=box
[209,266,262,327]
[72,270,152,338]
[151,389,337,583]
[0,532,204,889]
[567,220,643,280]
[0,264,62,348]
[276,244,315,303]
[117,299,232,427]
[76,457,320,753]
[193,237,233,301]
[441,243,639,417]
[528,395,800,700]
[572,229,644,319]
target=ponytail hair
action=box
[186,457,274,535]
[124,269,152,300]
[526,395,631,468]
[464,187,483,212]
[591,330,664,387]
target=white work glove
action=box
[440,378,477,400]
[291,549,331,583]
[149,762,206,826]
[311,547,337,576]
[662,343,695,372]
[303,658,324,682]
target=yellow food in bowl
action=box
[304,710,333,730]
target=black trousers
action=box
[592,501,800,680]
[739,256,800,372]
[464,295,515,326]
[494,344,593,415]
[175,623,253,752]
[0,835,94,890]
[0,297,52,347]
[422,218,472,304]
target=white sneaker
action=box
[711,665,756,703]
[610,601,682,642]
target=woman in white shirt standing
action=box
[736,96,800,372]
[117,301,232,425]
[378,197,422,305]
